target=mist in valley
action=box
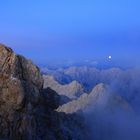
[43,65,140,140]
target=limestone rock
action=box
[0,44,89,140]
[43,75,84,99]
[57,83,132,114]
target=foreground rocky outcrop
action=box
[0,44,90,140]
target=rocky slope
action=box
[42,66,123,92]
[0,44,89,140]
[43,66,140,112]
[43,75,84,99]
[43,73,132,115]
[57,83,132,114]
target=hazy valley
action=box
[42,62,140,140]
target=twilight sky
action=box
[0,0,140,66]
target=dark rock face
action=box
[0,44,43,109]
[0,44,43,139]
[0,44,89,140]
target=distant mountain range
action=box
[43,75,132,114]
[42,65,140,140]
[57,83,132,114]
[42,66,140,113]
[43,75,84,99]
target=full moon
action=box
[108,55,112,59]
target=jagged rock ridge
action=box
[43,75,84,99]
[0,44,89,140]
[57,83,132,114]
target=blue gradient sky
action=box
[0,0,140,66]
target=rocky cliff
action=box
[0,44,89,140]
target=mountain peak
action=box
[43,75,84,99]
